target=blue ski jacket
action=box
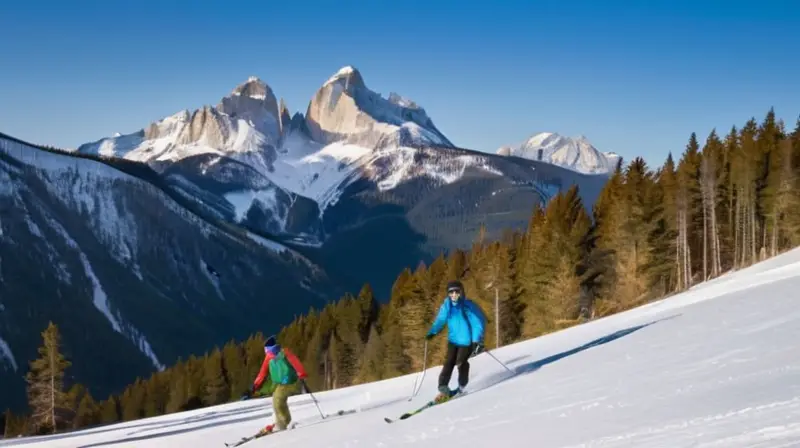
[428,297,486,347]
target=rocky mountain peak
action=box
[231,76,271,100]
[304,66,452,148]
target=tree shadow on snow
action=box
[1,400,277,447]
[119,394,318,437]
[474,314,681,392]
[74,412,269,448]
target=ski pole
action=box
[307,389,326,419]
[483,349,515,375]
[302,380,326,419]
[408,339,428,400]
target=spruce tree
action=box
[203,348,229,406]
[222,340,248,400]
[354,324,385,384]
[74,392,99,429]
[99,395,119,424]
[25,321,72,434]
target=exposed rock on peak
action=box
[231,76,271,100]
[218,77,280,141]
[305,66,453,148]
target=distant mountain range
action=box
[497,132,621,175]
[0,66,614,412]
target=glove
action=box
[471,342,484,357]
[300,379,311,394]
[424,333,434,340]
[240,386,254,401]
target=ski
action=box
[384,389,465,423]
[224,409,357,446]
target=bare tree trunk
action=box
[50,346,55,432]
[750,191,757,264]
[685,210,692,286]
[703,196,708,281]
[734,186,741,269]
[712,202,722,276]
[676,230,682,290]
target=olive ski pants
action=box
[438,343,472,389]
[272,381,302,430]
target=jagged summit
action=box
[231,76,271,100]
[77,66,451,164]
[305,65,453,148]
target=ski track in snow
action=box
[6,249,800,447]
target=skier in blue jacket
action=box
[425,280,486,398]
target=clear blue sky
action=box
[1,0,798,168]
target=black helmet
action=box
[446,280,464,294]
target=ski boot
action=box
[256,424,275,436]
[434,385,457,403]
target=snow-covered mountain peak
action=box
[498,132,619,175]
[77,75,284,163]
[323,65,365,90]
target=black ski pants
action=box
[438,342,472,389]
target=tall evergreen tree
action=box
[354,324,385,384]
[25,322,72,434]
[203,348,229,406]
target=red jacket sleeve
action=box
[284,348,307,379]
[253,353,273,390]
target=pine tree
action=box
[222,340,248,400]
[25,321,72,434]
[120,379,145,421]
[397,264,430,371]
[165,360,188,413]
[74,392,99,429]
[354,324,385,384]
[98,395,119,424]
[700,130,725,278]
[356,284,379,343]
[203,348,229,406]
[301,326,324,391]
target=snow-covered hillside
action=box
[8,246,800,447]
[498,132,621,175]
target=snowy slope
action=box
[498,132,621,175]
[7,247,800,447]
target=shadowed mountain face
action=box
[0,133,338,412]
[312,145,609,297]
